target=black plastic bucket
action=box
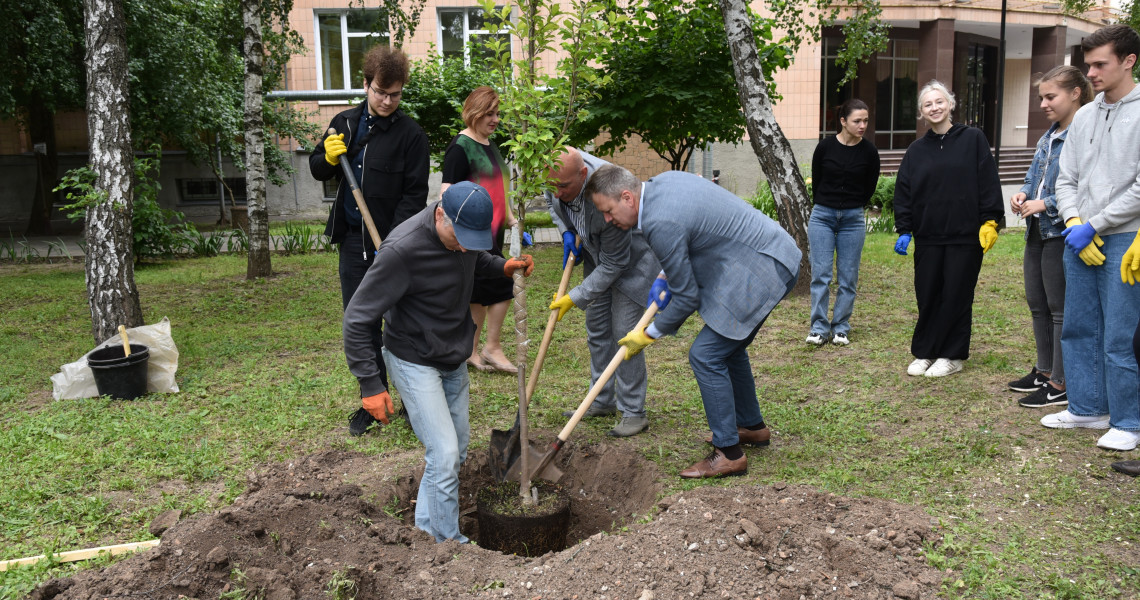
[88,344,150,400]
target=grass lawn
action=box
[0,232,1137,598]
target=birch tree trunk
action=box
[83,0,143,345]
[719,0,811,291]
[243,0,271,279]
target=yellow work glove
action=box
[1065,217,1106,266]
[549,293,576,322]
[618,327,655,359]
[978,220,998,253]
[324,133,347,166]
[1123,230,1140,285]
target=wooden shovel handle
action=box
[524,245,578,402]
[327,128,382,250]
[557,299,661,442]
[117,325,131,357]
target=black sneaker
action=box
[348,407,378,436]
[1008,368,1048,392]
[1018,385,1067,408]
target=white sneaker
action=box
[1097,428,1140,451]
[924,358,964,377]
[832,333,850,346]
[907,358,933,376]
[1040,410,1110,430]
[805,333,827,346]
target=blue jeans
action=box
[382,349,471,542]
[1061,233,1140,431]
[808,206,866,337]
[689,320,766,448]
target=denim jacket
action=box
[1019,122,1068,240]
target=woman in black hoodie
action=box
[893,80,1005,378]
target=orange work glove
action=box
[504,254,534,277]
[362,391,395,424]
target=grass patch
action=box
[1,231,1138,599]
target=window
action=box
[322,179,339,201]
[819,37,855,138]
[316,9,390,90]
[438,7,510,65]
[873,40,918,150]
[178,178,247,205]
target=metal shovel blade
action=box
[489,427,521,482]
[503,440,564,483]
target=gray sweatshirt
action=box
[1056,84,1140,236]
[343,202,508,397]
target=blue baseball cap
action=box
[441,181,494,251]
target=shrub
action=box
[56,148,197,262]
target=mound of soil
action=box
[30,444,947,600]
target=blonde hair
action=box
[461,86,499,129]
[917,80,956,119]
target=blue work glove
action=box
[1062,219,1098,254]
[894,233,912,256]
[521,231,533,247]
[561,231,582,268]
[647,276,671,309]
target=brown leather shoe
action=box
[704,426,771,447]
[679,449,747,479]
[1111,460,1140,477]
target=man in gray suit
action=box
[586,165,801,478]
[545,147,662,437]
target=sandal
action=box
[480,349,518,374]
[466,356,492,372]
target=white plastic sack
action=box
[51,317,181,400]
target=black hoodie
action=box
[893,123,1004,245]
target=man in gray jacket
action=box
[1043,24,1140,452]
[545,147,662,437]
[344,181,534,542]
[586,165,801,478]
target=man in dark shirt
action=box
[344,181,534,542]
[309,45,430,436]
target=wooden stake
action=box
[0,539,159,572]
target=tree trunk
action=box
[719,0,811,292]
[243,0,271,279]
[26,103,58,236]
[83,0,143,345]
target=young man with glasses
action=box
[310,45,430,436]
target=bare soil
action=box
[30,440,947,600]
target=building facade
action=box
[0,0,1115,232]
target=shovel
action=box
[507,296,663,484]
[326,128,382,251]
[489,246,579,482]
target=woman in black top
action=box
[806,98,880,347]
[893,80,1005,378]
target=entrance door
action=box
[957,42,998,143]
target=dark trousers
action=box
[1022,225,1066,383]
[340,231,387,389]
[911,243,983,360]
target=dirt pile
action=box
[30,446,947,600]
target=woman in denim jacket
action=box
[1008,66,1093,408]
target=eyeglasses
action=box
[369,85,403,101]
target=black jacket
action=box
[309,102,430,255]
[894,123,1004,244]
[343,203,508,396]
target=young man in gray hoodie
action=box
[1043,24,1140,451]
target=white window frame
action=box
[314,9,389,91]
[436,6,511,66]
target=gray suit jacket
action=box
[546,151,660,307]
[640,171,801,340]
